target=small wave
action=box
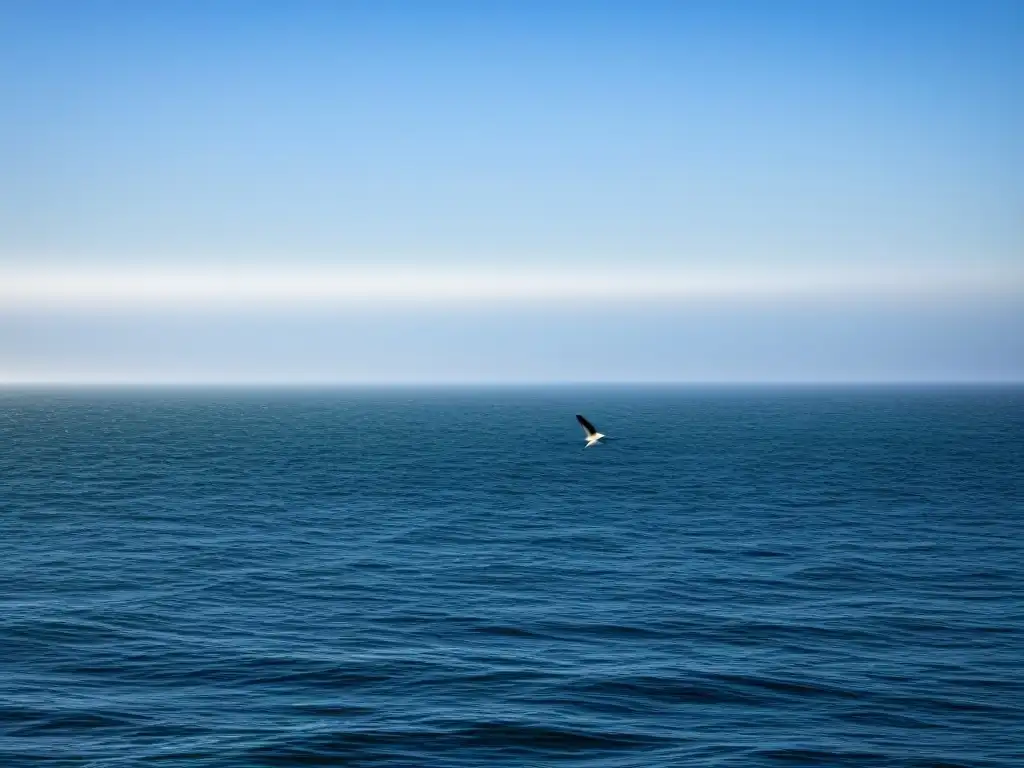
[455,721,666,750]
[571,675,757,706]
[741,548,790,558]
[472,624,550,639]
[708,672,864,701]
[750,746,890,763]
[248,721,667,762]
[9,710,143,735]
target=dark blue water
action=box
[2,387,1022,767]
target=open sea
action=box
[1,386,1022,767]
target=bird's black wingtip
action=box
[576,414,598,433]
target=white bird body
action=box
[576,414,607,448]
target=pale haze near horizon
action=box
[1,1,1021,384]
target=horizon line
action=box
[2,379,1021,388]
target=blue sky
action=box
[1,0,1021,383]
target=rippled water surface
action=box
[2,387,1022,766]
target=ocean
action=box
[1,386,1021,766]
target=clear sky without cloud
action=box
[1,0,1021,383]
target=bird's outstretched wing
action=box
[576,414,598,436]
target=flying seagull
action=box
[576,414,607,448]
